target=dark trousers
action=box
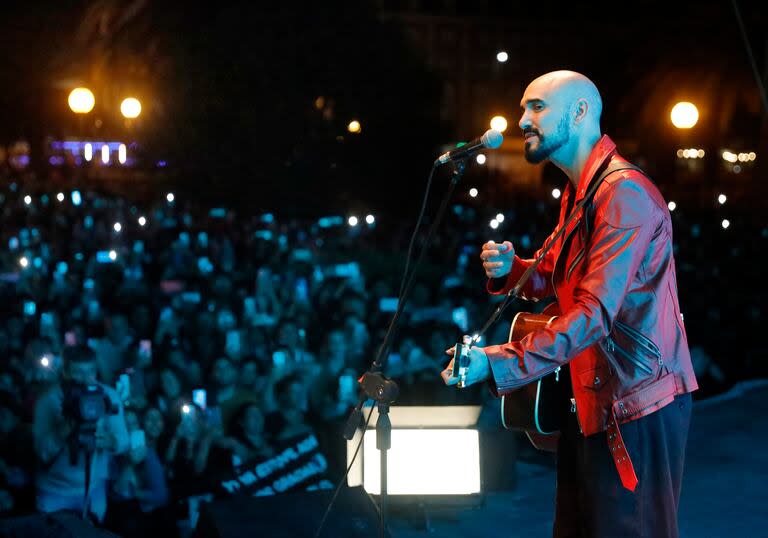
[553,393,692,538]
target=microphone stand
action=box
[339,160,468,538]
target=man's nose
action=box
[519,114,530,131]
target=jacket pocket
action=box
[601,334,654,376]
[578,365,613,391]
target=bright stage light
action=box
[347,406,482,496]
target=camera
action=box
[62,382,118,424]
[62,381,119,454]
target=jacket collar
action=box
[574,135,617,202]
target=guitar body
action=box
[500,303,563,451]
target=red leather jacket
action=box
[483,136,697,489]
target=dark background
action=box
[0,0,765,216]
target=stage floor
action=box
[388,381,768,538]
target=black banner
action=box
[217,434,333,497]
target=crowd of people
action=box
[0,166,761,535]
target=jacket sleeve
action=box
[483,178,660,395]
[486,224,561,301]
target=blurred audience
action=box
[0,168,759,535]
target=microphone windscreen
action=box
[481,129,504,149]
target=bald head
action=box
[518,70,603,165]
[525,70,602,123]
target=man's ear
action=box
[573,98,589,125]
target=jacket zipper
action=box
[614,321,663,366]
[500,363,563,392]
[570,397,582,433]
[549,189,583,435]
[603,336,653,375]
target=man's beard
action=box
[524,115,571,164]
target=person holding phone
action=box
[210,357,258,434]
[309,329,355,421]
[163,403,232,500]
[107,409,169,535]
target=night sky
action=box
[1,1,765,214]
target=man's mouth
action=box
[524,132,538,141]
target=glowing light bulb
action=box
[670,102,698,129]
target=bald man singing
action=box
[442,71,698,537]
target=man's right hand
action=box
[480,241,515,278]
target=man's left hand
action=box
[440,346,491,388]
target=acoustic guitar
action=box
[499,302,563,452]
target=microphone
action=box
[436,129,503,165]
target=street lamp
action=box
[490,115,508,133]
[670,102,698,129]
[120,97,142,119]
[347,120,362,134]
[68,88,95,114]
